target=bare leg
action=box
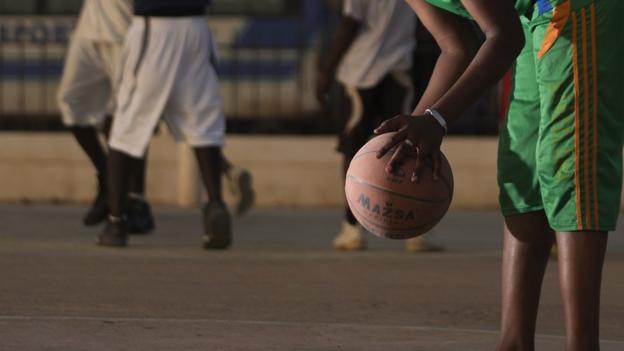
[196,146,230,249]
[497,211,554,351]
[107,149,134,218]
[102,116,146,196]
[69,126,107,176]
[194,146,223,204]
[556,230,607,351]
[128,152,147,195]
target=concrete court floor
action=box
[0,204,623,351]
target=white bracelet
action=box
[425,108,448,134]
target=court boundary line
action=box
[1,315,623,344]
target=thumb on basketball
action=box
[374,115,404,135]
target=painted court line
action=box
[1,315,623,345]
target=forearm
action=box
[412,48,474,115]
[430,33,523,123]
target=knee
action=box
[504,211,554,244]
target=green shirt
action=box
[425,0,536,18]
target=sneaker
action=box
[83,177,109,226]
[202,202,232,250]
[227,167,255,216]
[127,198,155,235]
[97,217,128,247]
[405,236,445,253]
[333,221,366,251]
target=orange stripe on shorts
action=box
[581,8,592,228]
[571,12,584,230]
[590,4,599,229]
[537,0,571,59]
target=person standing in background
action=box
[316,0,444,252]
[57,0,155,234]
[100,0,246,249]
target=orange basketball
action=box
[345,132,454,239]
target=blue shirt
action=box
[134,0,210,16]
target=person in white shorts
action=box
[316,0,443,252]
[57,0,155,234]
[100,0,239,249]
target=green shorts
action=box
[498,0,624,231]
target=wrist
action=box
[424,108,448,135]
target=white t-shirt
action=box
[74,0,133,43]
[336,0,417,88]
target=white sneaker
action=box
[226,167,255,216]
[405,236,445,253]
[333,221,367,251]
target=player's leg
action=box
[101,17,176,247]
[195,147,231,249]
[70,126,107,177]
[126,154,155,235]
[555,231,607,351]
[222,152,255,216]
[68,126,110,224]
[58,36,114,226]
[162,18,231,249]
[333,84,374,251]
[538,1,624,348]
[195,146,223,204]
[98,42,156,236]
[497,211,554,351]
[102,113,154,234]
[98,148,134,247]
[496,15,549,350]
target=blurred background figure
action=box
[100,0,247,249]
[57,0,155,234]
[316,0,443,252]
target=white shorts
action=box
[57,36,123,126]
[109,16,225,158]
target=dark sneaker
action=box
[127,198,155,235]
[227,167,255,216]
[83,180,109,226]
[202,202,232,250]
[97,217,128,248]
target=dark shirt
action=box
[134,0,210,16]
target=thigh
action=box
[165,20,225,148]
[533,0,624,231]
[110,19,177,158]
[497,16,543,217]
[98,42,125,106]
[58,36,112,125]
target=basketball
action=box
[345,132,454,239]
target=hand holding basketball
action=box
[345,132,453,239]
[374,114,445,182]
